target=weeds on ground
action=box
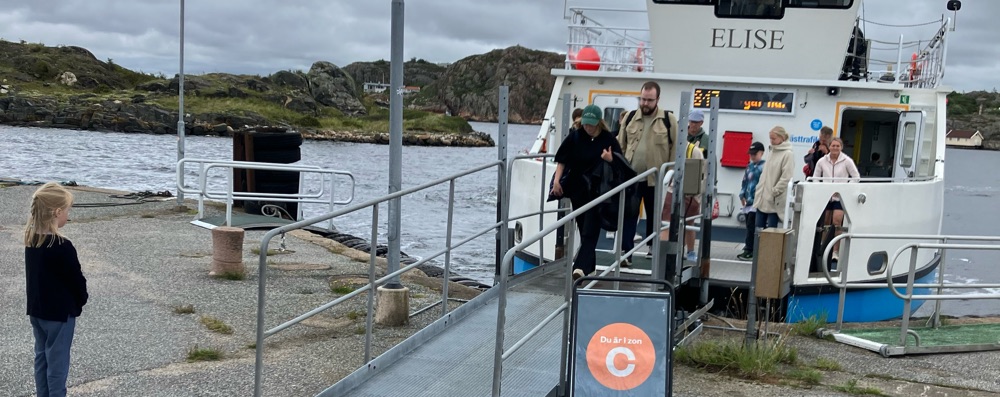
[330,280,361,295]
[246,342,257,349]
[140,213,156,218]
[200,316,234,334]
[787,367,823,385]
[299,289,314,295]
[790,313,829,336]
[187,345,223,362]
[354,326,367,335]
[173,304,196,314]
[346,310,364,321]
[216,271,245,281]
[832,379,886,395]
[674,338,797,380]
[813,357,842,371]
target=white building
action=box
[946,129,984,148]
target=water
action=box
[0,122,537,284]
[3,125,1000,315]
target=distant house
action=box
[402,86,421,95]
[946,129,984,148]
[363,82,390,93]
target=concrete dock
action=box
[2,183,1000,396]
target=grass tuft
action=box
[354,326,367,335]
[173,304,196,314]
[200,316,234,334]
[787,367,823,385]
[813,357,842,371]
[216,271,245,281]
[187,345,223,362]
[674,339,797,380]
[790,313,828,336]
[346,310,363,321]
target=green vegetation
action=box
[674,339,797,380]
[186,345,223,362]
[173,304,196,314]
[790,313,828,336]
[812,357,842,371]
[200,316,234,334]
[346,310,364,321]
[832,379,886,396]
[787,367,823,385]
[216,271,245,281]
[947,90,1000,116]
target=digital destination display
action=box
[693,88,795,114]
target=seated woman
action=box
[812,138,860,262]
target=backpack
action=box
[622,110,674,146]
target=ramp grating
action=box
[339,290,566,397]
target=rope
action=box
[859,18,942,28]
[73,190,174,208]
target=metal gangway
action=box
[816,234,1000,357]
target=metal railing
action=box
[492,166,663,396]
[176,158,355,229]
[818,234,1000,332]
[565,7,653,73]
[853,18,950,88]
[252,160,505,397]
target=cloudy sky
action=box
[0,0,995,92]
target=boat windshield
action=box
[651,0,853,19]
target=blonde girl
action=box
[24,182,88,397]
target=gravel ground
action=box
[3,183,1000,396]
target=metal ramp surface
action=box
[326,288,566,397]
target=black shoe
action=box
[736,251,753,261]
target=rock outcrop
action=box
[306,61,366,116]
[410,46,563,124]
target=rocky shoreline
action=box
[0,95,495,147]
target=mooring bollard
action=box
[210,226,245,276]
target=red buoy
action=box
[572,46,601,71]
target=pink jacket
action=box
[814,153,860,182]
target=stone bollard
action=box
[210,226,245,276]
[375,286,410,326]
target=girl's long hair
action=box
[24,182,73,248]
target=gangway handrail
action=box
[176,158,356,229]
[252,160,504,397]
[492,166,660,396]
[818,233,1000,331]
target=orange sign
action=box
[585,322,656,390]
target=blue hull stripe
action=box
[786,270,938,323]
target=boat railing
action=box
[819,234,1000,335]
[176,158,355,229]
[787,175,938,229]
[853,17,950,88]
[564,7,653,73]
[251,160,506,397]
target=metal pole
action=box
[496,86,509,277]
[366,206,379,362]
[176,0,186,206]
[443,181,455,319]
[699,100,719,304]
[745,231,761,348]
[386,0,404,288]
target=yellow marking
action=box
[853,119,864,160]
[588,89,642,105]
[833,101,910,137]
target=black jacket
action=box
[578,153,640,231]
[25,236,89,321]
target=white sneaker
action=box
[685,251,698,262]
[832,251,840,262]
[572,269,585,280]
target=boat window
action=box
[786,0,852,9]
[899,121,917,168]
[715,0,784,19]
[867,251,888,275]
[604,107,627,134]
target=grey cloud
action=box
[0,0,995,91]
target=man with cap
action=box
[687,109,710,156]
[617,81,680,263]
[737,141,766,261]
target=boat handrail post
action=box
[442,180,455,319]
[497,86,510,279]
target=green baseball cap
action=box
[580,104,602,126]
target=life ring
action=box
[635,43,645,72]
[909,53,920,82]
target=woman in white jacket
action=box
[753,126,796,229]
[812,138,860,261]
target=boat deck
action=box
[594,238,752,287]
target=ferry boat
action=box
[507,0,959,322]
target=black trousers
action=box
[743,211,757,253]
[622,182,655,258]
[570,198,603,275]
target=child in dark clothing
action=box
[737,142,766,261]
[24,182,88,397]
